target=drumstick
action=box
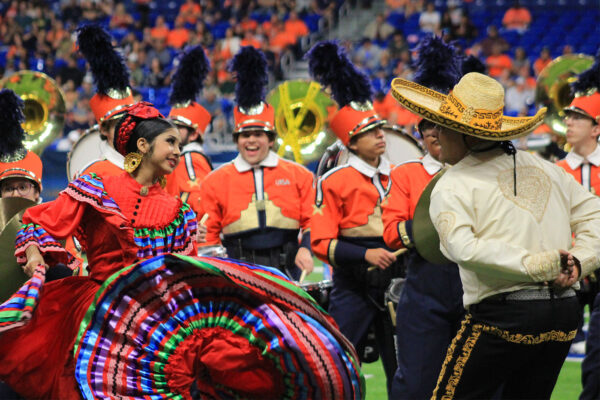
[299,269,308,283]
[200,213,209,225]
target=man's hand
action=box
[24,246,46,277]
[553,250,580,288]
[365,248,397,270]
[196,224,207,243]
[295,247,314,275]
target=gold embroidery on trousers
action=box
[432,314,472,399]
[442,322,482,399]
[481,324,577,344]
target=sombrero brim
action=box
[391,78,547,141]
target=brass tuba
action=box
[535,54,594,136]
[0,71,66,155]
[266,80,337,165]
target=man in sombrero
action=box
[391,71,600,398]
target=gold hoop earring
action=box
[124,152,143,173]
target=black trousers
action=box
[433,295,580,400]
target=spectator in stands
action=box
[193,20,214,47]
[133,0,151,29]
[562,44,574,56]
[269,20,297,55]
[56,55,84,89]
[447,0,463,25]
[486,42,513,79]
[167,17,190,49]
[61,0,82,26]
[240,15,259,32]
[479,25,509,57]
[144,57,167,88]
[109,3,134,30]
[146,37,172,70]
[533,46,552,77]
[241,30,263,49]
[450,13,478,42]
[511,46,531,76]
[502,0,531,33]
[388,30,409,61]
[150,15,170,42]
[505,76,534,115]
[202,0,222,24]
[220,28,242,60]
[127,53,145,88]
[364,13,396,43]
[179,0,202,25]
[284,10,310,42]
[45,19,68,52]
[419,2,441,33]
[355,37,383,71]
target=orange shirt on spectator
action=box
[386,0,408,10]
[241,36,262,49]
[502,8,531,30]
[151,26,170,41]
[179,2,202,24]
[240,19,258,32]
[533,58,551,76]
[285,19,309,39]
[270,31,296,52]
[167,28,190,49]
[486,54,512,78]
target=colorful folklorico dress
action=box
[0,172,363,400]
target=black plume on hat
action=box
[169,45,211,106]
[77,24,130,96]
[0,89,25,158]
[412,35,461,94]
[461,54,487,76]
[570,48,600,96]
[229,46,269,110]
[305,40,373,107]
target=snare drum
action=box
[197,245,227,258]
[300,280,333,310]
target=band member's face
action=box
[177,125,199,147]
[0,178,40,202]
[100,118,120,148]
[565,112,599,148]
[237,131,273,165]
[422,126,442,161]
[349,127,386,161]
[438,126,468,165]
[143,129,181,175]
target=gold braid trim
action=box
[442,323,482,399]
[432,314,471,400]
[480,324,577,344]
[328,239,339,268]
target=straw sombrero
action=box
[391,72,547,141]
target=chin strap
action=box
[499,141,517,196]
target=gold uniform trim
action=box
[328,239,339,268]
[522,250,561,282]
[339,204,384,237]
[398,221,413,248]
[223,193,300,235]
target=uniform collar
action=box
[422,153,444,175]
[348,152,391,177]
[233,150,279,172]
[566,145,600,169]
[182,142,204,154]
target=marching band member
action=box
[0,88,78,281]
[392,70,600,399]
[199,46,314,279]
[307,41,401,394]
[74,24,135,179]
[381,36,464,400]
[165,45,214,215]
[558,49,600,400]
